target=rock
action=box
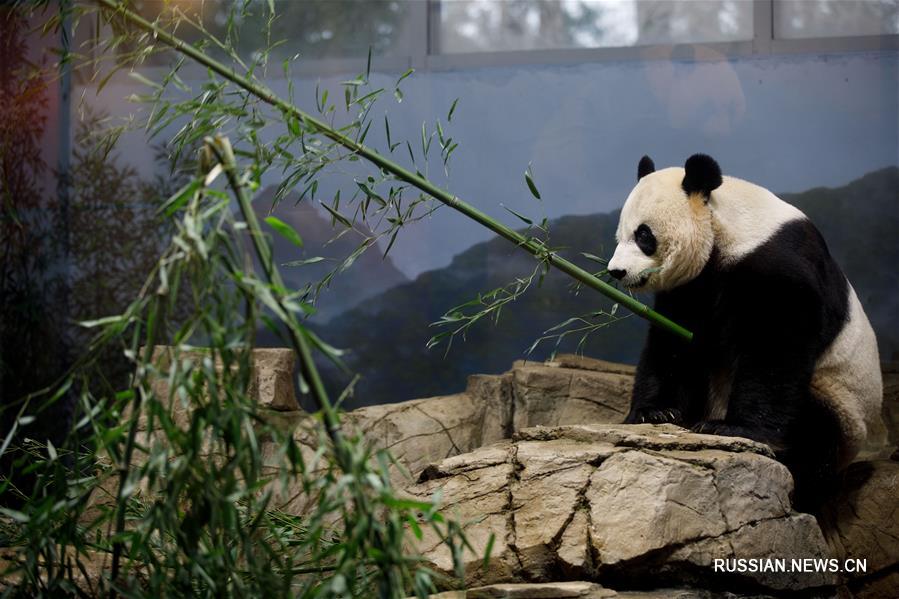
[249,347,298,411]
[849,571,899,599]
[343,392,487,478]
[427,581,616,598]
[880,365,899,448]
[546,355,636,376]
[515,425,774,457]
[424,585,776,599]
[509,360,632,431]
[140,346,298,429]
[274,355,635,490]
[468,373,515,445]
[614,592,775,599]
[136,351,633,481]
[819,460,899,599]
[406,424,835,594]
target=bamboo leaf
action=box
[78,315,126,328]
[383,229,399,257]
[0,508,29,523]
[282,257,325,267]
[581,252,607,264]
[128,70,163,90]
[358,119,372,144]
[356,181,384,205]
[352,88,384,107]
[160,178,201,216]
[502,205,533,226]
[447,98,459,122]
[265,216,304,248]
[322,202,353,228]
[525,164,541,200]
[395,68,414,87]
[483,533,496,568]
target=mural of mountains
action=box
[254,187,408,325]
[307,167,898,409]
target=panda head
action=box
[607,154,723,292]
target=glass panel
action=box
[59,2,899,410]
[130,0,414,61]
[435,0,753,54]
[774,0,899,39]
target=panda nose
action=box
[609,269,626,280]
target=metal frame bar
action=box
[83,0,899,84]
[752,0,774,55]
[421,0,897,71]
[294,0,899,75]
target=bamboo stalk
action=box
[209,135,393,585]
[206,137,347,465]
[93,0,693,342]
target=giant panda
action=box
[607,154,883,509]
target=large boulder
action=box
[286,355,634,481]
[424,583,777,598]
[819,459,899,599]
[406,424,836,594]
[132,349,897,597]
[880,363,899,448]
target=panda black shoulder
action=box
[722,218,850,348]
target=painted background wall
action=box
[79,46,898,406]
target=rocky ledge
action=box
[407,424,837,595]
[139,349,899,598]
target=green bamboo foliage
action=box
[1,1,697,595]
[1,133,468,597]
[89,0,692,342]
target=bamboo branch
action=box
[205,137,348,466]
[208,135,393,581]
[93,0,692,342]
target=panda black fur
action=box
[608,154,883,509]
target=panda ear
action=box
[682,154,722,200]
[637,155,655,180]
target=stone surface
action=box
[250,347,298,410]
[139,351,635,480]
[342,392,488,478]
[263,354,636,496]
[427,581,616,598]
[546,355,636,376]
[141,346,297,428]
[469,373,515,445]
[248,353,636,514]
[849,571,899,599]
[509,361,632,431]
[426,586,777,599]
[91,351,899,597]
[406,424,835,593]
[880,364,899,449]
[819,459,899,599]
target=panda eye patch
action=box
[634,224,657,256]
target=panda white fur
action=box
[608,154,883,508]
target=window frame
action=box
[420,0,898,71]
[80,0,899,81]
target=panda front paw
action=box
[625,407,683,425]
[691,420,740,436]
